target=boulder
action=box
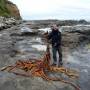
[20,27,38,36]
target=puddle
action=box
[14,35,47,60]
[18,46,36,52]
[0,34,2,37]
[21,27,33,33]
[66,52,90,68]
[31,44,46,51]
[66,55,81,64]
[16,37,42,45]
[31,37,42,43]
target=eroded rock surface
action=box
[0,22,90,90]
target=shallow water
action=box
[31,44,46,51]
[14,35,47,60]
[64,44,90,90]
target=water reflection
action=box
[66,49,90,68]
[14,35,47,60]
[66,55,81,64]
[31,44,46,51]
[15,37,42,47]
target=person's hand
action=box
[43,32,48,38]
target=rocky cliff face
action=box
[6,0,21,19]
[0,0,21,19]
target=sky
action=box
[9,0,90,20]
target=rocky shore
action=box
[0,20,90,90]
[0,16,22,30]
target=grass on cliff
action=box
[0,0,11,17]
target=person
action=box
[48,24,63,67]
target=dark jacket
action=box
[48,29,61,47]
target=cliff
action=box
[0,0,21,19]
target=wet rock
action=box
[0,21,90,90]
[0,80,17,90]
[62,32,82,49]
[61,25,90,49]
[0,73,74,90]
[20,27,38,36]
[61,25,90,33]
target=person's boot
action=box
[51,61,57,66]
[51,63,56,66]
[58,61,63,67]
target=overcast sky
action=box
[9,0,90,20]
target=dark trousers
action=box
[52,46,62,65]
